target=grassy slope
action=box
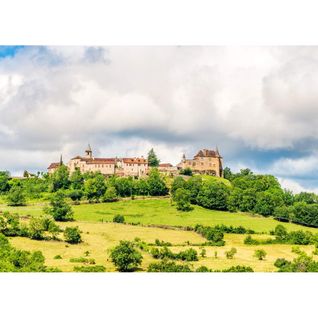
[10,221,317,272]
[2,198,318,233]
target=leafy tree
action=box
[185,175,202,204]
[273,205,294,222]
[0,171,10,193]
[6,186,26,206]
[179,167,193,176]
[273,225,288,241]
[171,176,187,199]
[110,240,143,272]
[147,148,160,167]
[225,247,237,259]
[113,177,133,197]
[103,186,118,202]
[133,178,149,196]
[147,168,169,196]
[222,265,254,272]
[196,181,230,210]
[64,226,82,244]
[84,172,106,202]
[254,249,267,260]
[28,217,46,240]
[44,191,73,221]
[294,192,318,204]
[0,212,21,236]
[174,188,193,211]
[50,165,70,192]
[223,167,233,180]
[68,189,83,204]
[254,189,284,216]
[113,214,125,223]
[69,168,84,190]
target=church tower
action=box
[85,144,93,159]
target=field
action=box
[2,197,318,272]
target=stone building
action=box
[47,155,63,174]
[158,163,178,176]
[48,145,148,177]
[177,148,223,177]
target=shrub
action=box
[174,188,193,211]
[64,226,82,244]
[176,248,198,261]
[179,167,193,176]
[200,248,206,258]
[44,192,73,221]
[222,265,254,272]
[147,260,192,272]
[225,247,237,259]
[103,186,118,202]
[110,240,143,272]
[113,214,125,223]
[6,186,27,206]
[194,225,225,246]
[70,257,95,264]
[254,249,267,260]
[54,255,62,259]
[73,265,106,272]
[28,217,46,240]
[195,266,211,272]
[154,239,172,247]
[244,235,260,245]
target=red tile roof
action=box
[159,163,173,167]
[48,162,60,169]
[194,149,218,158]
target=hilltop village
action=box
[48,145,224,178]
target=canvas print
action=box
[0,46,317,272]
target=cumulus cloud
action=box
[1,45,318,188]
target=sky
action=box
[0,46,318,193]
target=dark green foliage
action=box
[28,217,46,240]
[84,172,106,202]
[113,177,133,197]
[50,165,70,192]
[174,188,193,211]
[44,191,73,221]
[6,186,27,206]
[147,168,169,196]
[147,148,160,167]
[0,212,21,236]
[133,178,149,196]
[213,224,255,234]
[292,202,318,227]
[103,186,118,202]
[222,265,254,272]
[254,189,284,216]
[113,214,125,223]
[194,225,225,246]
[273,205,294,222]
[150,247,198,261]
[171,176,187,198]
[294,192,318,204]
[196,181,230,210]
[110,240,143,272]
[0,233,56,272]
[0,171,10,193]
[73,265,106,272]
[69,257,95,264]
[54,255,62,259]
[185,176,202,204]
[64,226,82,244]
[147,260,192,272]
[177,248,198,261]
[154,239,172,247]
[69,168,84,190]
[254,249,267,260]
[223,167,233,181]
[273,225,288,241]
[67,189,83,204]
[274,252,318,272]
[179,167,193,176]
[244,235,260,245]
[195,266,211,272]
[225,247,237,259]
[150,246,175,260]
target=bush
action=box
[113,214,125,223]
[222,265,254,272]
[179,167,193,176]
[54,255,62,259]
[0,212,21,236]
[103,186,118,202]
[64,226,82,244]
[254,249,267,260]
[44,192,73,221]
[176,248,198,261]
[174,188,193,211]
[225,248,237,259]
[69,257,95,264]
[194,225,225,246]
[73,265,106,272]
[195,266,211,272]
[110,240,143,272]
[147,260,192,272]
[6,186,27,206]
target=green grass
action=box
[2,198,318,233]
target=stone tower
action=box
[85,144,93,159]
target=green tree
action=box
[84,172,106,202]
[147,168,169,196]
[223,167,233,180]
[197,181,230,210]
[110,240,143,272]
[254,249,267,260]
[69,168,84,190]
[171,176,187,199]
[44,191,73,221]
[147,148,160,167]
[179,167,193,176]
[0,171,10,193]
[174,188,193,211]
[185,175,202,204]
[254,189,284,216]
[225,247,237,259]
[28,217,46,240]
[64,226,82,244]
[113,214,125,223]
[103,186,118,202]
[6,185,27,206]
[50,165,70,192]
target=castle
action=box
[48,146,223,178]
[48,145,148,177]
[176,148,223,177]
